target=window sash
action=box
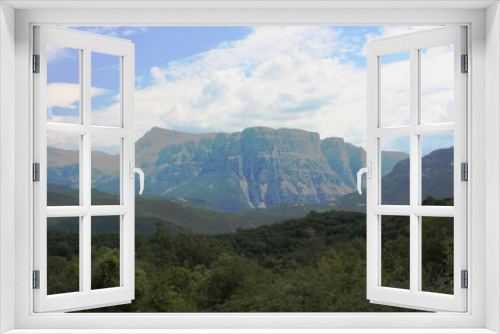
[366,26,468,312]
[32,26,136,313]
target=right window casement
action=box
[365,26,467,312]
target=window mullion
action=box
[82,47,91,209]
[82,47,92,294]
[409,47,420,294]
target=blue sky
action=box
[47,25,454,155]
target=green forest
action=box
[47,197,454,312]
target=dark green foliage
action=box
[381,216,410,289]
[48,200,453,312]
[47,255,79,295]
[92,248,120,290]
[47,228,80,295]
[421,205,454,294]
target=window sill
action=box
[4,329,497,334]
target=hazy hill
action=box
[46,147,453,234]
[47,186,336,234]
[332,147,454,212]
[47,126,408,212]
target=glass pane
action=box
[91,137,121,205]
[46,45,80,124]
[47,217,80,295]
[420,45,454,124]
[380,52,410,128]
[381,215,410,290]
[421,217,454,294]
[47,133,80,206]
[421,133,454,206]
[91,52,121,127]
[381,136,410,205]
[92,216,121,290]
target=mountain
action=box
[47,126,408,212]
[332,147,454,212]
[47,147,120,194]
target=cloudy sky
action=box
[47,25,454,155]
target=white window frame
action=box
[33,25,136,313]
[1,1,499,333]
[366,26,468,312]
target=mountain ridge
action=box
[48,126,408,212]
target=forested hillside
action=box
[48,197,453,312]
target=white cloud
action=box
[46,44,78,63]
[122,27,148,36]
[131,26,371,147]
[47,132,80,151]
[47,83,107,122]
[380,55,411,127]
[362,26,454,153]
[48,26,455,155]
[421,45,454,124]
[375,33,454,154]
[150,66,167,84]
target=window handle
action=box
[129,162,145,195]
[357,162,371,195]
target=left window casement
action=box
[33,26,136,312]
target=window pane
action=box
[421,133,454,206]
[46,45,80,124]
[421,216,454,294]
[47,217,80,295]
[380,52,410,128]
[381,215,410,290]
[91,137,121,205]
[47,133,80,206]
[91,52,121,127]
[420,45,454,124]
[381,136,410,205]
[92,216,121,290]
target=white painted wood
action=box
[372,205,455,217]
[0,2,17,333]
[1,330,498,334]
[357,167,370,194]
[366,33,379,307]
[409,44,419,296]
[33,26,135,313]
[366,26,467,312]
[45,123,131,137]
[485,3,500,332]
[372,124,455,137]
[3,0,497,10]
[10,6,488,333]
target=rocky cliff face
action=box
[48,126,408,212]
[134,127,407,212]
